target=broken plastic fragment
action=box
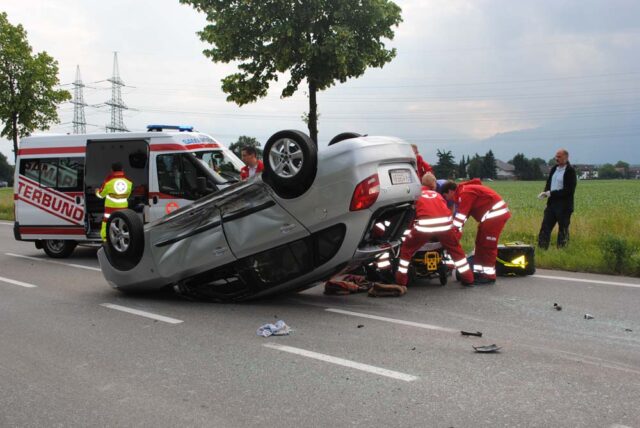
[461,331,483,337]
[584,314,594,320]
[553,303,562,311]
[472,344,501,353]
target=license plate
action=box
[389,169,412,185]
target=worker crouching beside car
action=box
[369,175,473,297]
[441,179,510,285]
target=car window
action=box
[195,150,241,181]
[157,153,217,200]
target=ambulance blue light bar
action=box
[147,124,194,132]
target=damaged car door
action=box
[149,201,235,284]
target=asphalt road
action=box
[1,221,639,428]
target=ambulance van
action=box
[13,125,245,258]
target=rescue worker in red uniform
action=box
[240,146,264,180]
[369,175,474,297]
[395,186,474,288]
[411,144,433,181]
[441,179,511,284]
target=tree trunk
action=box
[308,80,318,144]
[11,113,18,163]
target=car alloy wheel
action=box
[269,137,304,179]
[109,217,130,253]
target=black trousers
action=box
[538,204,572,249]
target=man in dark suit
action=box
[537,149,577,249]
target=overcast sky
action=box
[2,0,639,164]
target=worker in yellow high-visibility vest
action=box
[96,163,133,241]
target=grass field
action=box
[1,181,639,276]
[463,180,640,277]
[0,188,12,221]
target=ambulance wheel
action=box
[438,263,448,286]
[263,130,317,199]
[328,132,362,146]
[105,209,144,271]
[43,240,77,258]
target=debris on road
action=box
[324,274,372,295]
[553,303,562,311]
[367,283,407,297]
[461,331,483,337]
[472,344,502,353]
[625,328,633,332]
[584,314,594,320]
[357,324,364,328]
[257,320,292,337]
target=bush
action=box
[600,235,634,274]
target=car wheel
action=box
[328,132,362,146]
[438,263,448,286]
[105,209,144,271]
[43,239,77,258]
[263,130,317,199]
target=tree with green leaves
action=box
[467,154,484,179]
[433,149,456,179]
[0,152,13,185]
[457,155,468,179]
[0,12,70,161]
[614,160,629,179]
[180,0,402,143]
[510,153,543,180]
[598,163,622,179]
[482,150,497,179]
[228,135,262,159]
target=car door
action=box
[148,201,235,282]
[219,184,309,259]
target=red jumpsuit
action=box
[452,179,510,281]
[416,154,433,181]
[393,188,474,286]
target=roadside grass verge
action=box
[460,180,640,277]
[0,188,13,221]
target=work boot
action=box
[474,276,496,285]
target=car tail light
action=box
[350,174,380,211]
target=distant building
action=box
[574,164,599,180]
[629,165,640,179]
[495,160,515,180]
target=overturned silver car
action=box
[97,130,421,301]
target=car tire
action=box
[43,240,77,258]
[328,132,362,146]
[104,209,144,271]
[263,130,317,199]
[438,263,448,286]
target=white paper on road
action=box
[100,303,184,324]
[326,308,459,333]
[264,343,418,382]
[0,275,38,288]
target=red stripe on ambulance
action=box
[17,146,86,155]
[20,226,85,235]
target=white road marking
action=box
[100,303,183,324]
[263,343,418,382]
[535,274,640,289]
[0,275,38,288]
[0,221,13,226]
[5,252,101,272]
[326,308,459,333]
